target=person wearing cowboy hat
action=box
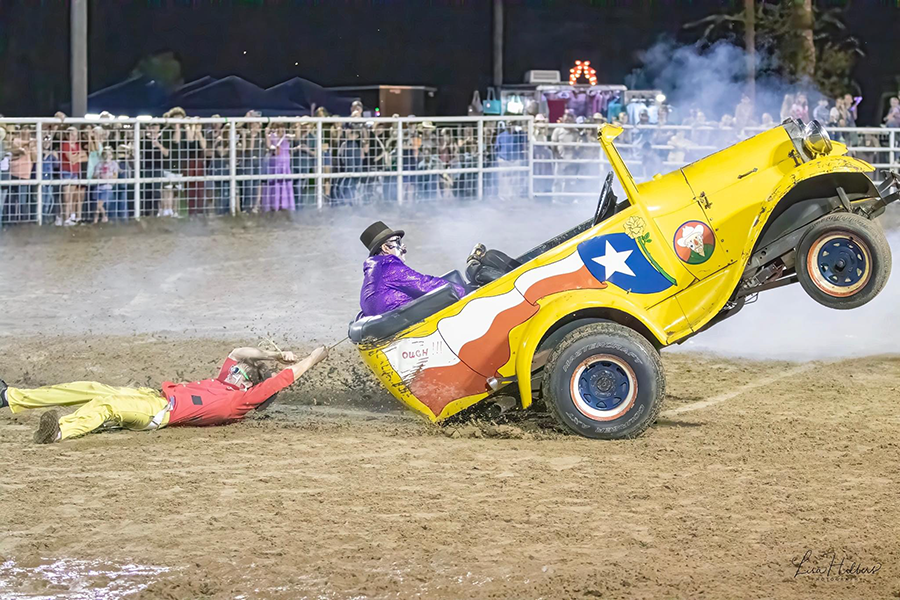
[358,221,466,318]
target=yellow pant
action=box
[7,382,169,440]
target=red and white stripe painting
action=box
[438,290,538,377]
[382,330,489,417]
[515,251,608,303]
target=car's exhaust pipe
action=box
[486,375,517,391]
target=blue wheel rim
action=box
[815,236,868,288]
[576,358,631,412]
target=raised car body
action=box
[352,119,898,433]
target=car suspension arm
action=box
[735,275,799,299]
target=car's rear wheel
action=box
[797,212,891,310]
[542,323,665,440]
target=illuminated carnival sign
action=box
[569,60,598,86]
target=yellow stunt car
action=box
[349,119,898,439]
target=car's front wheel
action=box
[542,323,665,440]
[796,212,891,310]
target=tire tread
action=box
[541,322,665,439]
[797,212,891,310]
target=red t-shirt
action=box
[61,141,83,174]
[162,357,295,426]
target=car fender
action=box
[742,154,873,255]
[763,155,873,222]
[512,291,669,409]
[761,155,877,227]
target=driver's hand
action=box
[278,351,297,363]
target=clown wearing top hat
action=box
[358,221,466,318]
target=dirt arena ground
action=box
[1,203,899,598]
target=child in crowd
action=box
[884,97,900,128]
[41,140,60,225]
[93,147,119,224]
[115,145,133,220]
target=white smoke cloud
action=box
[637,38,792,127]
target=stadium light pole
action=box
[493,0,503,87]
[71,0,88,117]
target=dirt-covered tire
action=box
[542,322,665,440]
[796,212,891,310]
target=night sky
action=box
[1,1,899,123]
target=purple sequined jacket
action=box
[359,254,465,317]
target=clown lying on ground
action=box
[0,345,328,444]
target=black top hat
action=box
[360,221,405,256]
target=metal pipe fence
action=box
[0,116,530,225]
[533,123,900,202]
[0,116,898,225]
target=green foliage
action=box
[816,39,864,97]
[685,1,863,95]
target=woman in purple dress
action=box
[262,124,295,211]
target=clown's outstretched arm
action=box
[229,347,298,364]
[288,346,328,379]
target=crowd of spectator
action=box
[2,91,900,223]
[0,101,534,225]
[532,91,900,198]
